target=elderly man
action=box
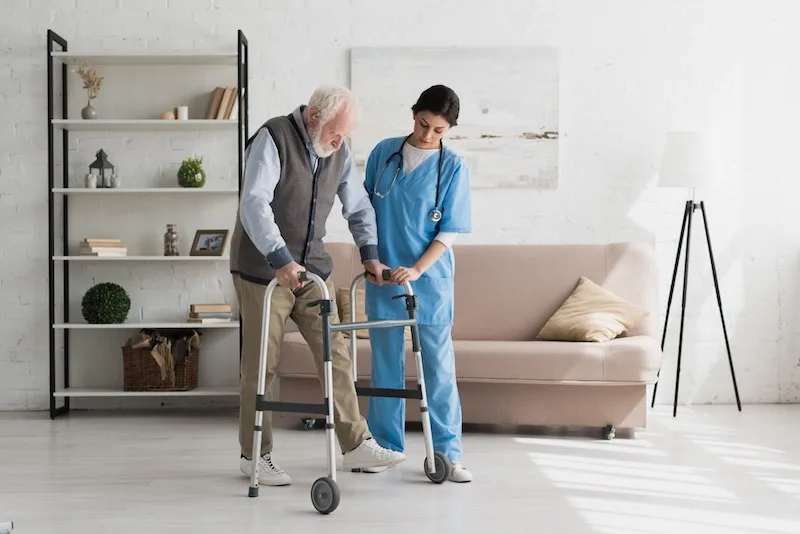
[230,86,405,486]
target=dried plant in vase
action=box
[74,63,103,119]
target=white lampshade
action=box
[658,131,715,189]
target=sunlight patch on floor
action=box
[568,496,800,534]
[526,451,737,503]
[513,436,666,457]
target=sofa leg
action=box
[602,424,616,440]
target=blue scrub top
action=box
[363,136,472,326]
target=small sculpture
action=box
[164,224,179,256]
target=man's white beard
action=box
[309,130,336,158]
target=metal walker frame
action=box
[248,270,452,515]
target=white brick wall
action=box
[2,0,800,410]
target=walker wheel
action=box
[603,424,616,440]
[424,452,452,484]
[311,476,340,514]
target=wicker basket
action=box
[122,345,199,391]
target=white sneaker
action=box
[342,438,406,470]
[240,454,292,486]
[359,466,389,473]
[449,462,473,483]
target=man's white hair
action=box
[307,85,358,125]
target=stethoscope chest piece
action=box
[429,208,443,222]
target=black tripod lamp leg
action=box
[673,202,694,417]
[652,201,691,408]
[699,201,742,411]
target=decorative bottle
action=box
[164,224,179,256]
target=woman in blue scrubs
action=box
[363,85,473,483]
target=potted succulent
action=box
[81,282,131,324]
[74,63,103,120]
[177,155,207,188]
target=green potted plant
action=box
[81,282,131,324]
[177,155,207,188]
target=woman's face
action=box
[411,111,450,149]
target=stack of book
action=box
[188,303,232,324]
[79,238,127,257]
[206,86,239,120]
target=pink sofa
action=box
[275,242,662,436]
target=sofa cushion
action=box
[337,287,369,339]
[536,276,649,342]
[336,287,412,341]
[277,332,661,383]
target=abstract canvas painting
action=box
[349,47,560,189]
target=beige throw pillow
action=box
[337,287,413,342]
[536,277,649,342]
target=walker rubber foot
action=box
[248,486,258,497]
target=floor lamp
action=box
[650,131,742,416]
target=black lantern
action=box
[89,149,114,188]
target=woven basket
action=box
[122,345,199,391]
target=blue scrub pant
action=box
[366,324,463,462]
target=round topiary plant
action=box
[81,282,131,324]
[177,155,206,188]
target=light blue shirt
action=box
[239,106,379,268]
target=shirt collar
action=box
[292,105,315,155]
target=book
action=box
[216,87,234,120]
[189,311,233,320]
[190,303,231,313]
[205,87,224,119]
[187,317,232,324]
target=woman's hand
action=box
[391,266,422,285]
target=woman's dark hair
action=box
[411,85,460,126]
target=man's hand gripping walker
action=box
[248,270,452,515]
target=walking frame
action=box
[248,270,452,515]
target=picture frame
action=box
[190,229,229,256]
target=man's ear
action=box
[307,107,319,127]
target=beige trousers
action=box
[233,273,371,458]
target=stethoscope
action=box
[373,134,444,223]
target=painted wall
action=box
[1,0,798,410]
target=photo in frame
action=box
[190,229,229,256]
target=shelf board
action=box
[53,386,239,398]
[53,256,230,261]
[51,119,238,131]
[51,52,238,66]
[52,187,238,195]
[53,322,239,330]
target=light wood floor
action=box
[2,405,800,533]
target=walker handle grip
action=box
[298,271,309,282]
[364,269,393,282]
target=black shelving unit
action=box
[46,29,249,419]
